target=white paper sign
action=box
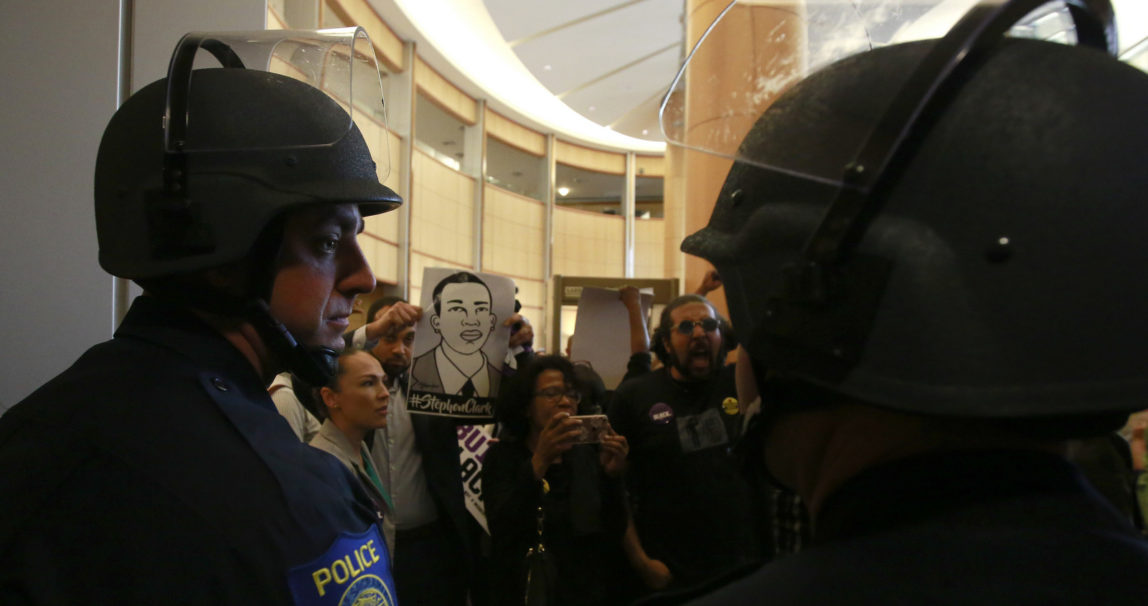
[569,286,653,390]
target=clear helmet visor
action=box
[165,27,391,181]
[659,0,1111,189]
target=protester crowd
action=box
[260,270,805,605]
[269,276,1148,606]
[4,3,1148,603]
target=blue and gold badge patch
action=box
[288,525,397,606]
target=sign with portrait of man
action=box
[407,268,516,421]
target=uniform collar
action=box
[115,295,267,395]
[814,449,1087,543]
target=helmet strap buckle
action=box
[145,185,216,259]
[245,298,337,386]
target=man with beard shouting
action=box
[608,294,761,595]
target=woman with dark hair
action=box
[484,355,630,605]
[308,348,396,554]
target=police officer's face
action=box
[330,351,390,430]
[269,204,375,350]
[665,302,722,381]
[431,282,495,356]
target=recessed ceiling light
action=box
[543,64,552,71]
[588,106,596,112]
[557,186,570,197]
[641,129,649,135]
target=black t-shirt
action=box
[608,366,761,587]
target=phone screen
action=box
[570,414,609,444]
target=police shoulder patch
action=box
[287,525,397,606]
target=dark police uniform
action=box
[609,365,760,588]
[0,296,396,605]
[689,450,1148,605]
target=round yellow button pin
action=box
[722,397,739,415]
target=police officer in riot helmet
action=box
[663,0,1148,603]
[0,30,402,603]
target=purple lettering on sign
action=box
[461,426,488,454]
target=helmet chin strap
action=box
[245,298,337,386]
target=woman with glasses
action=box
[484,354,630,605]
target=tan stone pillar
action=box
[672,0,805,321]
[663,127,687,288]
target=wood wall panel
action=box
[636,154,665,177]
[325,0,405,72]
[485,109,546,157]
[554,139,625,175]
[481,185,545,280]
[551,207,625,278]
[268,6,287,29]
[415,56,477,125]
[633,218,665,279]
[410,150,475,268]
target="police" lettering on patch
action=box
[288,525,397,606]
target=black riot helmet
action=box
[667,0,1148,428]
[96,28,400,279]
[95,29,401,383]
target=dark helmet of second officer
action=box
[672,0,1148,433]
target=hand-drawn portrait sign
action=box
[407,268,515,421]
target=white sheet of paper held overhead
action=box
[569,286,653,390]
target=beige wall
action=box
[634,218,666,279]
[482,186,546,279]
[1,0,270,407]
[361,128,403,284]
[552,207,625,278]
[410,149,476,269]
[482,184,548,346]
